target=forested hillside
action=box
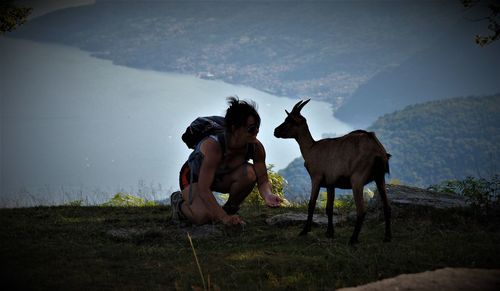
[11,0,459,108]
[334,21,500,127]
[280,95,500,200]
[370,94,500,186]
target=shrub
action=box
[334,195,356,214]
[64,200,84,207]
[316,193,358,215]
[243,164,288,206]
[428,175,499,214]
[102,193,157,207]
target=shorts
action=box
[179,161,197,191]
[179,161,229,191]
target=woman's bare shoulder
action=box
[200,137,222,157]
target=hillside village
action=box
[14,1,461,109]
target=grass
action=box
[0,204,499,290]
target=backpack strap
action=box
[216,132,227,157]
[245,143,256,161]
[188,134,225,206]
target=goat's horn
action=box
[296,98,311,113]
[291,100,304,113]
[285,110,290,116]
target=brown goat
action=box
[274,99,392,245]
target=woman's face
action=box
[234,115,259,144]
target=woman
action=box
[171,97,283,226]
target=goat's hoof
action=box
[348,238,359,246]
[325,231,334,238]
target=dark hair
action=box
[225,96,260,132]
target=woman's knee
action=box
[181,186,213,225]
[242,163,257,184]
[183,201,213,225]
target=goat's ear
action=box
[285,110,290,116]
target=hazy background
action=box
[1,0,499,206]
[1,1,354,205]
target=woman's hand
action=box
[221,214,245,226]
[263,193,283,208]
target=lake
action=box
[0,38,352,206]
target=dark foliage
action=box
[428,175,500,215]
[0,0,31,33]
[369,94,500,187]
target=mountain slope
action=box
[10,0,460,107]
[334,20,500,127]
[369,94,500,186]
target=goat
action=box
[274,99,392,245]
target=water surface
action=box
[0,38,352,205]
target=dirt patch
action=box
[338,268,500,291]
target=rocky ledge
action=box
[338,268,500,291]
[371,184,467,209]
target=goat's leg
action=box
[299,181,321,236]
[325,186,335,238]
[376,178,392,242]
[349,184,366,246]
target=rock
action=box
[106,227,157,240]
[265,212,346,226]
[371,184,467,209]
[338,267,500,291]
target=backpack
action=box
[181,116,256,160]
[181,116,226,149]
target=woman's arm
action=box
[198,139,243,224]
[253,141,283,207]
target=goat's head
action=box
[274,99,311,139]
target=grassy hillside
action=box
[0,203,499,290]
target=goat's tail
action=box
[369,132,391,176]
[385,153,391,175]
[374,154,391,177]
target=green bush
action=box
[334,195,356,214]
[316,188,375,214]
[243,164,287,206]
[428,175,499,214]
[102,193,157,207]
[316,193,356,214]
[64,200,84,207]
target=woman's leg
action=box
[213,163,257,214]
[180,183,214,225]
[179,163,257,224]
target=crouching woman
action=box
[171,97,283,226]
